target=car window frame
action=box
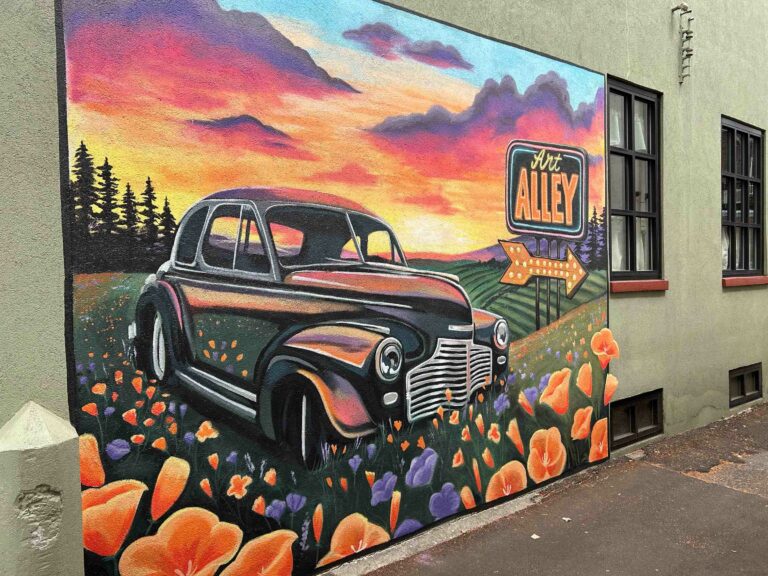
[172,204,210,268]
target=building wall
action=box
[391,0,768,434]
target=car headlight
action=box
[493,319,509,349]
[375,338,403,382]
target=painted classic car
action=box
[129,188,510,466]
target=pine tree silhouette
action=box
[587,206,601,270]
[595,206,607,268]
[72,141,96,237]
[159,196,178,254]
[140,176,159,245]
[120,182,139,238]
[96,157,120,236]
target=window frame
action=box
[729,363,763,408]
[721,117,764,277]
[609,388,664,450]
[607,78,663,280]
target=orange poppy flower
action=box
[591,328,620,369]
[452,448,465,468]
[196,420,219,442]
[317,513,390,567]
[488,422,501,444]
[121,409,137,427]
[313,504,323,542]
[365,471,376,488]
[386,433,393,444]
[150,401,166,416]
[143,418,155,427]
[82,479,147,557]
[577,363,593,398]
[135,400,145,408]
[474,414,485,436]
[571,406,593,440]
[236,353,244,361]
[209,340,216,349]
[589,418,609,462]
[393,420,402,431]
[168,422,178,435]
[461,425,471,442]
[485,460,528,502]
[330,444,338,455]
[150,456,190,521]
[449,411,460,425]
[436,406,445,420]
[112,392,119,402]
[340,477,349,492]
[220,353,228,363]
[432,418,439,429]
[200,478,213,498]
[478,392,485,404]
[566,351,573,363]
[131,377,143,394]
[152,437,167,451]
[417,436,426,449]
[445,388,453,402]
[119,507,242,576]
[517,391,534,416]
[482,447,495,469]
[460,486,476,509]
[220,529,297,576]
[527,427,567,484]
[145,386,156,400]
[506,419,524,455]
[540,368,571,415]
[325,477,333,488]
[165,416,174,424]
[82,403,99,417]
[472,458,482,492]
[130,434,145,444]
[400,440,410,452]
[203,349,211,359]
[91,383,107,395]
[263,468,277,486]
[208,453,219,470]
[604,374,618,405]
[390,490,401,533]
[252,495,265,515]
[227,475,252,499]
[469,405,474,420]
[79,434,105,488]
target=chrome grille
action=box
[405,338,493,421]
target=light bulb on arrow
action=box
[498,240,588,298]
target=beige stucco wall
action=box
[0,0,68,426]
[392,0,768,434]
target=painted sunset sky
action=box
[63,0,605,255]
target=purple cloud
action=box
[343,21,472,70]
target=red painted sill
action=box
[722,276,768,288]
[610,279,669,294]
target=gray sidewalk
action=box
[331,403,768,576]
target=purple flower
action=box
[183,431,195,446]
[226,451,238,465]
[105,439,130,460]
[506,373,516,386]
[266,499,286,521]
[523,386,539,406]
[88,362,96,372]
[212,351,219,361]
[574,351,580,361]
[546,347,552,354]
[168,401,176,414]
[348,454,362,474]
[103,406,115,417]
[405,448,438,488]
[76,363,84,372]
[79,376,88,386]
[220,341,227,350]
[496,393,511,414]
[285,493,306,513]
[371,472,397,506]
[366,443,377,460]
[429,483,460,520]
[555,351,561,359]
[180,404,188,418]
[393,519,423,538]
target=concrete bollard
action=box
[0,402,84,576]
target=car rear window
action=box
[175,206,209,265]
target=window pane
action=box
[722,128,732,172]
[611,216,629,271]
[634,159,651,212]
[735,181,744,221]
[722,227,731,270]
[730,375,743,401]
[609,92,626,148]
[636,399,658,433]
[634,100,650,152]
[745,372,760,395]
[635,217,653,271]
[735,227,745,270]
[609,154,626,209]
[235,215,270,273]
[748,136,759,178]
[735,132,746,175]
[269,222,305,258]
[747,183,757,224]
[748,228,757,271]
[202,205,242,269]
[611,406,633,441]
[721,178,731,221]
[176,207,208,264]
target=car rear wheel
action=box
[146,310,174,384]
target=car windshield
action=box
[265,206,405,268]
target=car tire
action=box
[280,383,331,469]
[145,307,175,385]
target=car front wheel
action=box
[146,309,174,385]
[280,384,332,469]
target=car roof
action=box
[204,187,376,217]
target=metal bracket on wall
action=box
[672,3,694,84]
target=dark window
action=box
[721,118,763,275]
[201,204,242,269]
[729,363,762,407]
[608,79,662,278]
[610,389,663,449]
[175,206,208,265]
[235,209,271,274]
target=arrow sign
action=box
[499,241,588,298]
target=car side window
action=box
[201,204,242,269]
[235,210,271,274]
[175,207,209,265]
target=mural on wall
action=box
[59,0,619,574]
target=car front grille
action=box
[405,338,494,421]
